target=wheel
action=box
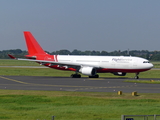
[77,74,81,78]
[70,74,81,78]
[70,74,74,78]
[95,74,99,78]
[134,76,139,79]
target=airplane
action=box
[8,31,153,79]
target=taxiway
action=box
[0,76,159,93]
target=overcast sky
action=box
[0,0,160,52]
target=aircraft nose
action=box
[149,63,154,69]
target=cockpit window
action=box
[143,61,150,63]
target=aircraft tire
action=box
[71,74,81,78]
[134,76,139,79]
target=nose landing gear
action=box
[134,72,139,79]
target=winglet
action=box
[8,54,16,59]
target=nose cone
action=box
[147,63,154,69]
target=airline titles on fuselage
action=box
[112,58,132,63]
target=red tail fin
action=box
[24,31,46,55]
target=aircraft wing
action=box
[8,54,101,68]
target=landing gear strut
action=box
[134,72,139,79]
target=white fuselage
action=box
[54,55,153,72]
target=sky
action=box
[0,0,160,52]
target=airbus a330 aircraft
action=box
[8,31,153,79]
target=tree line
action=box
[2,49,160,61]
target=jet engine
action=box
[79,67,96,76]
[112,72,126,76]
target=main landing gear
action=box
[70,73,99,78]
[70,74,81,78]
[134,72,139,79]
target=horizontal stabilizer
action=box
[8,54,16,59]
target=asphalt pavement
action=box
[0,76,159,93]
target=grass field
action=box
[0,59,39,66]
[0,90,160,120]
[151,61,160,68]
[0,67,160,79]
[0,59,160,120]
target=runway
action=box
[0,76,159,93]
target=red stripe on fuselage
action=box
[97,68,151,73]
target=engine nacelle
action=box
[112,72,126,76]
[79,67,96,76]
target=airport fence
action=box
[121,114,160,120]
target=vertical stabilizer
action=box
[24,31,46,55]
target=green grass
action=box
[0,90,160,120]
[0,59,39,66]
[0,67,73,76]
[151,61,160,68]
[0,67,159,78]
